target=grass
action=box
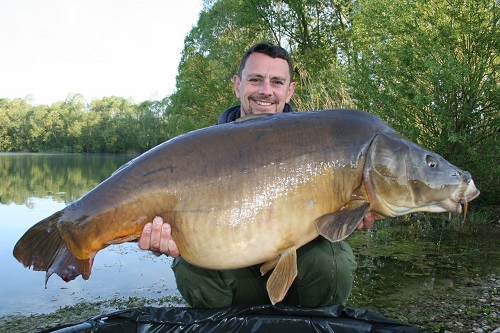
[0,295,187,333]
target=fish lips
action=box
[441,179,480,214]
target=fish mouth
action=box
[453,179,480,205]
[443,179,480,218]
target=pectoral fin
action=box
[315,201,370,242]
[262,246,297,305]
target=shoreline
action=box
[1,273,498,333]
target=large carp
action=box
[14,109,479,304]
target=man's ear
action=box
[233,75,241,98]
[286,81,296,103]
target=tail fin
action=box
[13,210,93,286]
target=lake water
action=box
[0,153,179,317]
[1,153,498,319]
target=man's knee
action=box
[172,257,268,308]
[288,239,357,307]
[172,257,233,308]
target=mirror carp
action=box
[13,109,480,304]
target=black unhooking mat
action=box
[39,304,431,333]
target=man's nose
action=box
[259,80,273,95]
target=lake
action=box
[1,153,498,322]
[0,153,179,317]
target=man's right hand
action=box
[138,216,180,257]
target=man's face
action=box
[233,52,296,117]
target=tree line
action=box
[0,94,170,153]
[1,0,498,203]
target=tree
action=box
[134,99,170,151]
[53,94,87,152]
[167,0,275,135]
[349,0,499,203]
[168,0,357,134]
[0,99,18,151]
[0,98,32,151]
[87,96,135,152]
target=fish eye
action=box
[426,155,438,168]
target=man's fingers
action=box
[168,237,180,258]
[363,212,376,229]
[159,224,171,255]
[356,212,376,230]
[138,216,179,257]
[138,222,153,250]
[356,220,365,230]
[148,217,164,252]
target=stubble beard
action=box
[245,95,279,115]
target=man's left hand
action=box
[356,212,375,230]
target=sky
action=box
[0,0,203,105]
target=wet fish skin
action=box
[13,109,479,304]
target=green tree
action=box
[0,95,169,153]
[349,0,499,203]
[168,0,291,135]
[87,96,135,152]
[23,104,51,151]
[0,98,33,151]
[134,99,170,151]
[48,94,87,152]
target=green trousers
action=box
[171,238,357,308]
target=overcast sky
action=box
[0,0,203,105]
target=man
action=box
[139,42,375,308]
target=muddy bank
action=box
[379,272,500,332]
[1,273,498,333]
[0,295,186,332]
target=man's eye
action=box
[273,80,284,85]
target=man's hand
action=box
[138,216,180,257]
[356,212,376,230]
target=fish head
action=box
[364,132,480,218]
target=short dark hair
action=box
[237,42,294,81]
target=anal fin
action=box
[262,246,297,305]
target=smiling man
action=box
[233,46,295,116]
[139,42,375,308]
[216,42,296,122]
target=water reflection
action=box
[0,153,179,317]
[0,153,135,206]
